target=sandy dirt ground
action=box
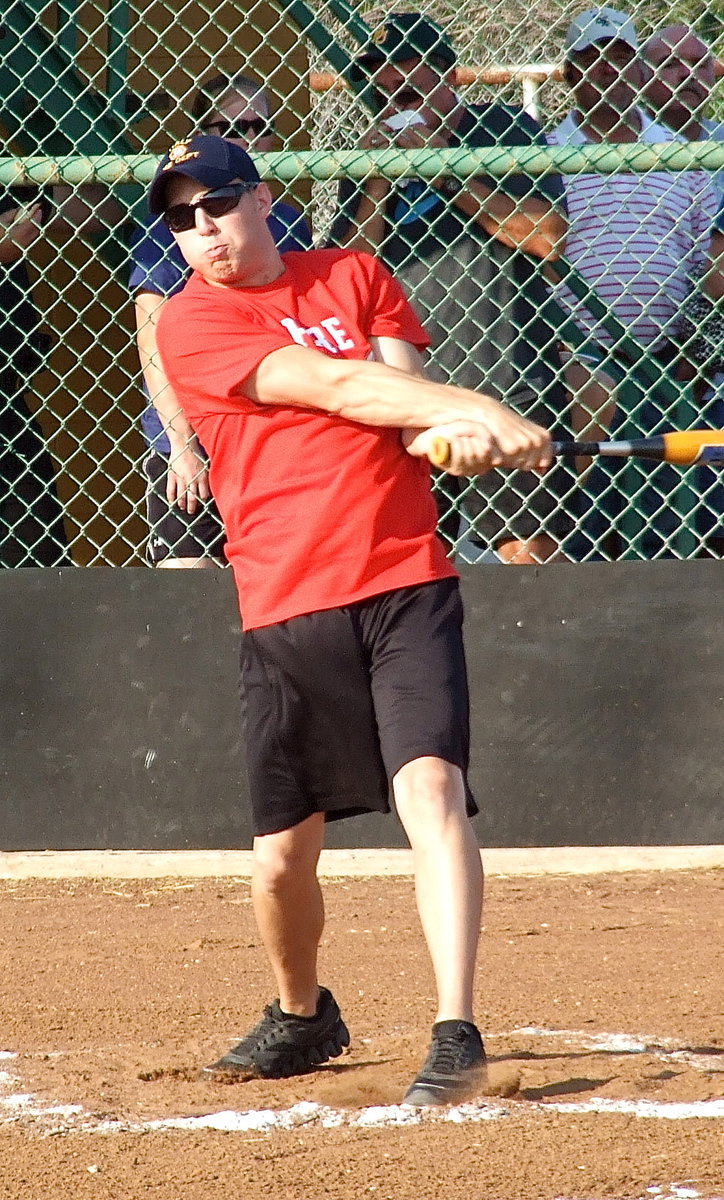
[1,867,722,1200]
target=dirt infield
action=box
[1,865,722,1199]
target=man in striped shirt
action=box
[548,7,716,353]
[547,6,718,557]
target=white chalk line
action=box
[505,1027,724,1074]
[1,1028,723,1140]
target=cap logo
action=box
[163,141,201,171]
[372,26,388,45]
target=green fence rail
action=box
[2,139,724,184]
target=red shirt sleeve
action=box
[156,280,284,416]
[355,252,430,349]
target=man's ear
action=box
[255,182,274,216]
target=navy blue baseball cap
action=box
[350,13,457,84]
[148,135,261,215]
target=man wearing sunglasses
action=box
[130,73,311,569]
[330,13,571,566]
[149,133,551,1107]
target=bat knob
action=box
[430,437,451,467]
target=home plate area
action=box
[0,868,722,1199]
[2,1028,724,1133]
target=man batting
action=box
[148,135,551,1106]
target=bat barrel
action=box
[552,435,724,464]
[662,431,724,464]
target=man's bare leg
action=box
[251,810,327,1015]
[203,810,350,1077]
[157,557,219,568]
[393,756,486,1104]
[393,756,483,1022]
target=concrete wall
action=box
[1,563,721,849]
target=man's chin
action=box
[200,261,239,287]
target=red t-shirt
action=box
[156,248,457,629]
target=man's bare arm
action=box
[0,204,43,263]
[370,336,545,476]
[246,342,551,473]
[704,229,724,302]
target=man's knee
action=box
[393,756,466,823]
[253,814,325,892]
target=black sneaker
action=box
[403,1019,487,1106]
[203,986,350,1079]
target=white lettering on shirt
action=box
[320,317,355,351]
[280,316,356,355]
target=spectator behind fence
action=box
[130,73,312,568]
[678,199,724,557]
[148,133,551,1106]
[705,202,724,304]
[642,25,724,208]
[1,168,122,567]
[642,24,724,445]
[329,13,571,565]
[547,6,718,558]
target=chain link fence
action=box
[0,0,722,566]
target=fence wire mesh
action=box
[0,0,722,566]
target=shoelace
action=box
[428,1032,474,1073]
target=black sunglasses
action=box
[162,183,258,233]
[202,117,274,139]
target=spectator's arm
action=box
[0,203,43,262]
[703,229,724,302]
[326,137,392,253]
[134,289,210,513]
[448,109,567,260]
[398,112,566,260]
[687,176,719,274]
[441,180,566,260]
[334,181,391,253]
[46,185,126,240]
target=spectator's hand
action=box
[0,204,43,261]
[361,124,395,152]
[359,126,396,195]
[382,119,454,193]
[403,415,552,477]
[167,442,211,515]
[390,121,447,155]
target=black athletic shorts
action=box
[144,451,227,564]
[241,577,476,836]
